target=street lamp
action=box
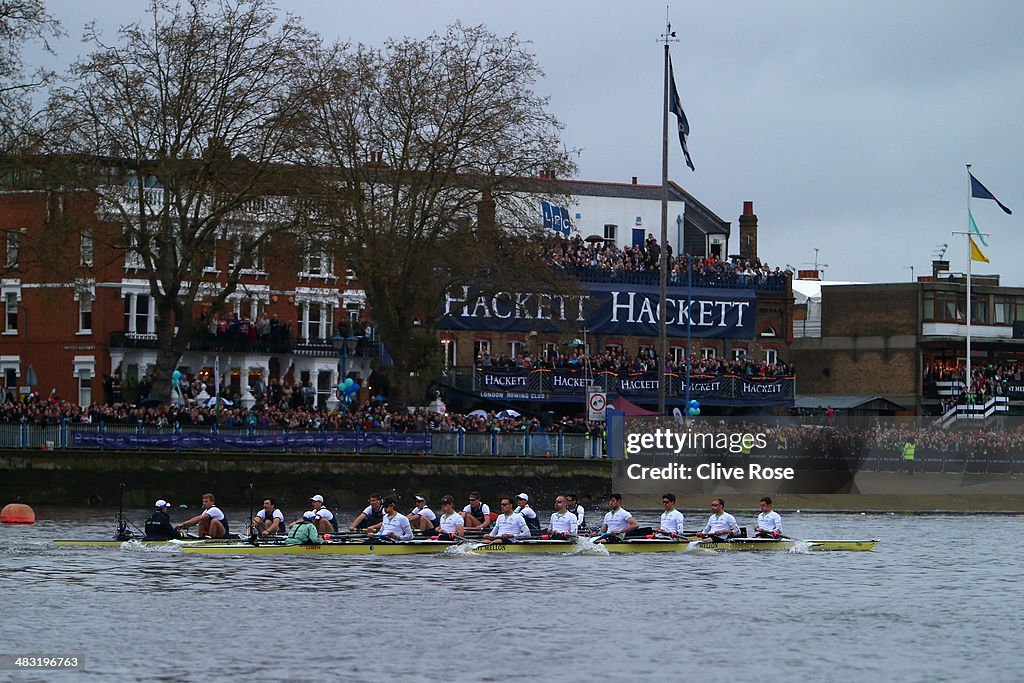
[440,338,451,376]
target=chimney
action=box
[631,176,638,185]
[739,200,758,260]
[476,187,496,233]
[932,259,950,278]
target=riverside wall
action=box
[1,450,1023,512]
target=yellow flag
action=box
[970,236,990,263]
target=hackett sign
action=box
[440,283,756,339]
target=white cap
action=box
[516,493,529,502]
[155,499,170,509]
[303,511,317,520]
[415,495,426,502]
[310,494,324,503]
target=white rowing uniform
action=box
[409,505,437,524]
[572,504,586,528]
[377,512,413,541]
[311,507,335,522]
[603,508,634,534]
[255,508,285,528]
[548,510,578,535]
[757,510,782,533]
[514,504,538,524]
[702,511,740,536]
[490,512,530,539]
[462,503,491,524]
[204,506,226,523]
[437,511,464,535]
[658,509,686,536]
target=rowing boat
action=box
[53,536,265,548]
[180,537,879,555]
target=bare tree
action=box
[45,0,316,402]
[0,0,62,154]
[299,23,577,405]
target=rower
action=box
[252,497,286,536]
[544,495,578,540]
[407,495,437,532]
[144,499,181,540]
[696,497,741,542]
[349,493,384,531]
[596,493,638,543]
[753,496,783,538]
[285,511,324,546]
[484,497,530,542]
[176,493,229,538]
[293,494,336,535]
[655,493,686,539]
[513,493,541,534]
[566,494,586,530]
[460,491,492,530]
[376,498,414,541]
[434,496,465,540]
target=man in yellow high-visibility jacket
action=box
[902,440,916,475]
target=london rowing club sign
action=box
[439,283,756,339]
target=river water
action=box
[2,507,1022,682]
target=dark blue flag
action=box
[669,56,695,172]
[970,171,1012,215]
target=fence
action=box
[0,422,605,459]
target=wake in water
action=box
[119,540,182,553]
[568,537,609,556]
[787,540,813,554]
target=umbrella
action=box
[496,409,521,419]
[564,338,584,347]
[206,397,233,407]
[136,397,163,408]
[584,235,604,243]
[467,409,488,418]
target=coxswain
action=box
[144,499,181,540]
[434,496,465,540]
[544,496,578,540]
[407,495,437,532]
[655,493,686,539]
[460,491,492,530]
[753,496,783,538]
[285,511,324,546]
[176,493,229,538]
[566,494,586,530]
[375,498,414,541]
[252,497,286,536]
[596,493,638,543]
[484,497,530,542]
[513,493,542,534]
[293,494,336,535]
[696,498,741,542]
[349,493,384,531]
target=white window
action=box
[4,292,17,333]
[764,348,778,365]
[80,228,93,267]
[304,248,333,277]
[441,338,457,370]
[5,231,19,269]
[509,341,526,357]
[229,235,265,272]
[542,342,558,360]
[670,346,686,364]
[123,292,156,336]
[603,224,617,244]
[732,348,748,362]
[299,302,333,341]
[605,343,623,354]
[701,347,717,360]
[125,232,145,269]
[74,357,95,407]
[761,325,777,338]
[475,339,491,358]
[78,296,93,334]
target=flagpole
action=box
[965,165,973,399]
[658,17,671,415]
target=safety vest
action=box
[902,442,916,461]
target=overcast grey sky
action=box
[37,1,1024,284]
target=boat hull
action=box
[53,537,257,548]
[180,537,879,555]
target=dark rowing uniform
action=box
[355,504,383,530]
[144,509,179,540]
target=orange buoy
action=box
[1,503,35,524]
